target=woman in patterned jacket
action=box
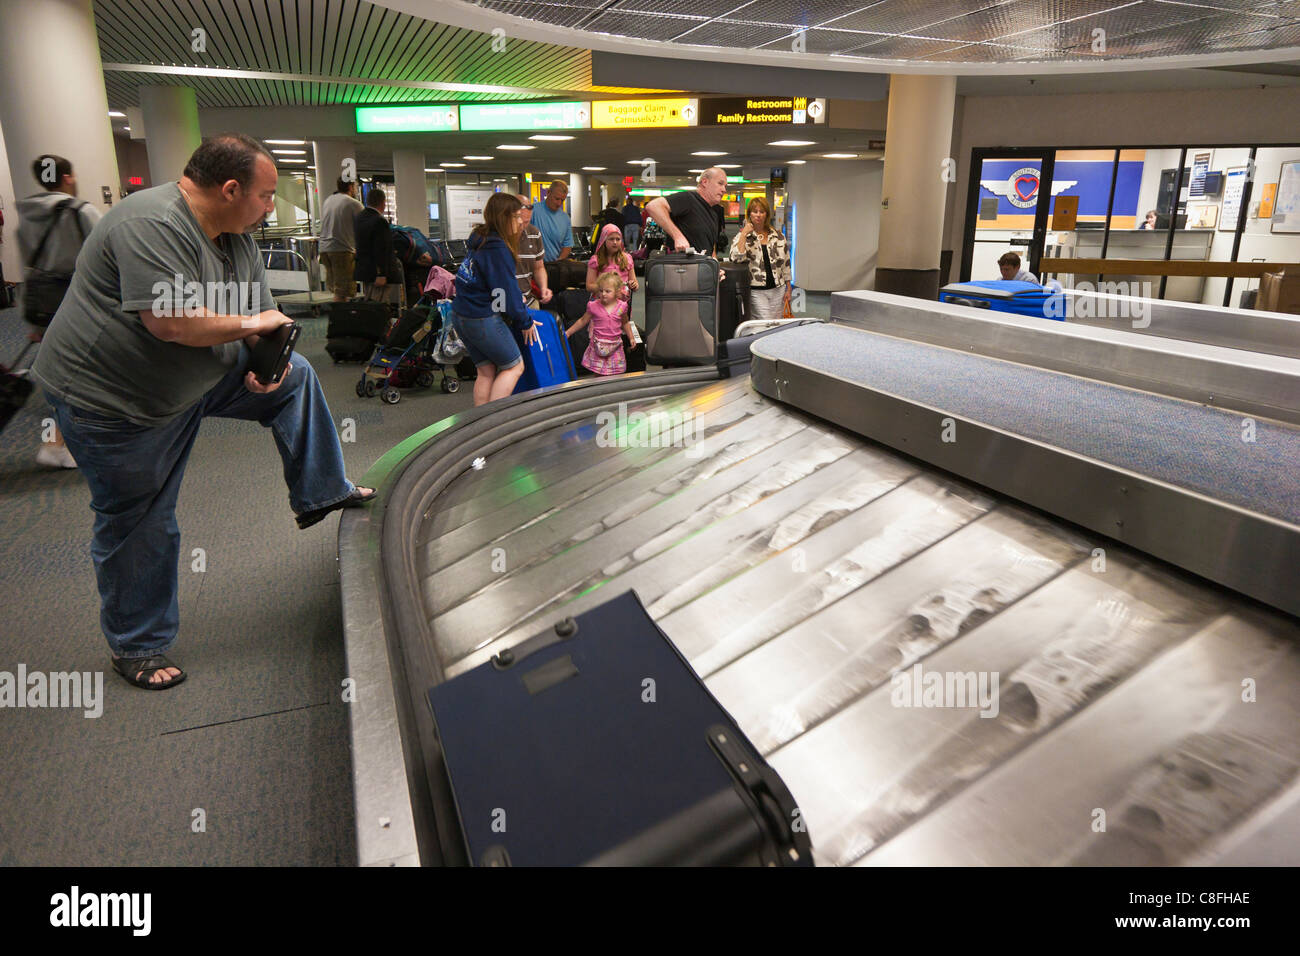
[729,197,791,322]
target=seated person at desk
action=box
[1140,209,1158,230]
[997,251,1038,284]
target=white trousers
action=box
[747,285,786,323]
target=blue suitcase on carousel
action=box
[512,307,576,394]
[939,279,1065,321]
[426,590,814,867]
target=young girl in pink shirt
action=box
[566,272,635,375]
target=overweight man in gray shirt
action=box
[32,133,373,689]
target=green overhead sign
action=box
[355,105,459,133]
[459,101,591,131]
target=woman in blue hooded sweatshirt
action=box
[452,192,541,405]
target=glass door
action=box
[961,148,1056,282]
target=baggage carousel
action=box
[339,291,1300,867]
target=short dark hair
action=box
[337,178,354,193]
[182,133,274,190]
[33,154,73,190]
[998,251,1021,268]
[366,186,386,209]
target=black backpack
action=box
[23,198,87,328]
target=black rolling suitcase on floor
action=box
[643,251,721,366]
[427,590,813,867]
[553,288,593,376]
[325,300,390,362]
[719,262,750,343]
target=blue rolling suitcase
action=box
[939,279,1065,320]
[511,307,576,394]
[427,590,813,867]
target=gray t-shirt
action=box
[31,182,276,426]
[320,191,363,253]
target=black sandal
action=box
[112,654,187,690]
[295,486,377,530]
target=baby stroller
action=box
[355,297,460,403]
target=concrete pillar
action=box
[785,159,882,292]
[876,74,957,299]
[0,0,121,226]
[392,149,427,229]
[138,86,201,186]
[569,173,588,231]
[312,140,356,219]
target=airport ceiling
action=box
[98,0,1300,114]
[463,0,1300,65]
[99,0,1300,175]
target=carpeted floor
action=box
[0,286,832,866]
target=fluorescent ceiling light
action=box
[266,139,307,145]
[271,149,306,155]
[108,111,126,117]
[629,159,655,164]
[582,166,606,171]
[769,140,815,147]
[716,164,740,169]
[498,144,535,150]
[464,155,493,160]
[441,162,466,167]
[691,151,727,156]
[788,160,806,165]
[547,171,569,175]
[823,153,858,159]
[688,168,706,173]
[122,126,131,131]
[278,158,306,164]
[424,168,439,172]
[530,134,574,141]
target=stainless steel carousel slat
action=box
[421,383,763,563]
[852,606,1300,866]
[666,474,995,678]
[768,554,1230,866]
[448,444,921,678]
[704,505,1092,756]
[422,379,757,533]
[424,412,845,657]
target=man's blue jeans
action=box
[48,349,354,660]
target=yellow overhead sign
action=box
[593,98,698,129]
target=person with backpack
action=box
[18,154,101,468]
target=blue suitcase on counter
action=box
[511,307,576,394]
[939,280,1065,320]
[427,590,813,866]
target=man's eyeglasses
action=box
[520,204,533,210]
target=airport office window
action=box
[963,142,1300,307]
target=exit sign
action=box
[127,176,143,185]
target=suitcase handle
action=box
[490,616,578,669]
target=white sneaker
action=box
[36,444,78,469]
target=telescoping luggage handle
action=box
[483,592,814,867]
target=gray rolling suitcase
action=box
[643,252,721,366]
